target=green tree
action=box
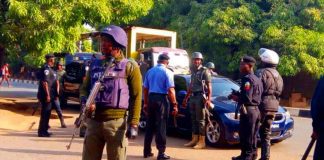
[0,0,153,67]
[134,0,324,78]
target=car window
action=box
[174,76,187,92]
[211,78,240,97]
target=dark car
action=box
[60,52,102,107]
[139,75,294,147]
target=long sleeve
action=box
[311,76,324,132]
[126,61,143,125]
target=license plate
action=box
[271,124,280,128]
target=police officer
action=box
[143,54,178,160]
[311,76,324,160]
[256,48,283,160]
[229,56,263,160]
[182,52,212,149]
[37,54,60,137]
[79,25,142,160]
[205,62,218,76]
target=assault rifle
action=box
[66,57,115,150]
[202,80,214,127]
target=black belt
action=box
[244,105,258,108]
[192,91,203,96]
[149,92,168,96]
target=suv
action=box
[61,52,102,107]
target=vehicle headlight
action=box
[284,111,291,119]
[224,112,240,121]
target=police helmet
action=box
[100,25,127,48]
[205,62,215,69]
[57,61,64,66]
[192,52,203,59]
[258,48,279,65]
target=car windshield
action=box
[153,52,190,74]
[211,78,240,97]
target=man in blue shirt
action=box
[143,54,178,160]
[311,76,324,160]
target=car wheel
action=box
[205,118,227,147]
[138,120,146,130]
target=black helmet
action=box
[205,62,215,69]
[192,52,203,59]
[100,25,127,48]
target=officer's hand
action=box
[86,104,95,117]
[89,104,95,113]
[311,131,318,140]
[126,125,138,139]
[172,106,178,116]
[46,96,50,102]
[182,99,187,108]
[205,100,211,110]
[143,104,148,116]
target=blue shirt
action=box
[143,64,174,94]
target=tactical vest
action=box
[191,66,209,92]
[90,59,129,109]
[257,68,283,112]
[262,68,283,97]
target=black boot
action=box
[157,153,170,160]
[260,142,270,160]
[59,115,67,128]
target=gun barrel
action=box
[86,81,101,108]
[301,138,316,160]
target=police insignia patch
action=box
[44,70,49,75]
[244,82,251,91]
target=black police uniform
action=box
[37,60,59,137]
[311,76,324,160]
[233,57,263,160]
[239,74,263,160]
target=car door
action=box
[173,76,192,131]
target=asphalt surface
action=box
[0,81,316,160]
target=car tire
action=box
[205,118,227,147]
[138,120,147,131]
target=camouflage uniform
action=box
[189,66,211,136]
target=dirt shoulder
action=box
[0,97,75,134]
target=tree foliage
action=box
[0,0,153,67]
[134,0,324,78]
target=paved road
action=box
[0,81,38,98]
[0,81,316,160]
